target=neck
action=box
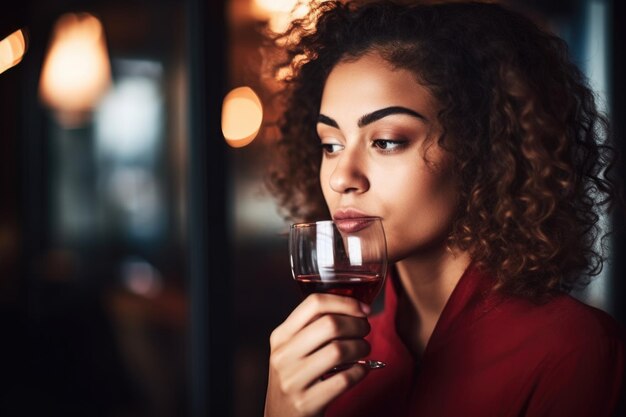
[394,245,471,355]
[396,246,471,315]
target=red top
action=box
[325,265,626,417]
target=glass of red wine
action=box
[289,217,388,372]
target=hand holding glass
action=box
[289,217,388,371]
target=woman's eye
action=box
[320,143,343,154]
[372,139,406,151]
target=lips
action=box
[333,209,379,233]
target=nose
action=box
[328,146,370,194]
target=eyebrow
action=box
[317,106,427,129]
[318,114,339,128]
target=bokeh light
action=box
[39,13,111,126]
[0,29,27,75]
[221,86,263,148]
[254,0,298,14]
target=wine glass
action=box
[289,217,388,372]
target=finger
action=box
[286,314,370,360]
[308,339,371,380]
[270,294,369,349]
[297,339,371,387]
[272,338,370,396]
[296,364,368,415]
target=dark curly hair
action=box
[266,0,620,299]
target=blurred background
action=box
[0,0,624,416]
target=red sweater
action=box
[326,265,626,417]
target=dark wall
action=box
[1,1,230,416]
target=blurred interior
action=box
[0,0,624,416]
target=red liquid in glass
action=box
[295,272,383,304]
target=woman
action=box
[264,1,625,416]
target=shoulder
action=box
[505,295,626,416]
[539,294,622,339]
[500,291,626,353]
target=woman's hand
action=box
[264,293,372,417]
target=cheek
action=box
[319,161,334,208]
[380,165,459,259]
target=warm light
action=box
[39,13,112,127]
[268,2,310,34]
[254,0,298,14]
[276,53,307,81]
[0,29,27,75]
[268,12,295,34]
[253,0,329,35]
[221,86,263,148]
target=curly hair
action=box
[266,0,620,299]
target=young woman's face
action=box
[318,52,459,262]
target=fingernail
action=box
[360,302,371,315]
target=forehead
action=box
[320,52,439,122]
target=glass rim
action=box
[290,216,383,229]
